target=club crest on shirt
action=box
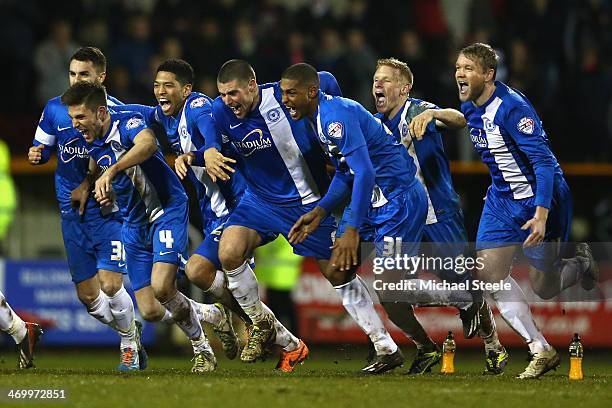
[111,141,125,152]
[266,108,281,123]
[483,118,496,132]
[327,122,343,139]
[190,97,206,109]
[126,117,144,130]
[517,117,535,134]
[401,123,409,138]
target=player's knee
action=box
[77,291,99,306]
[322,264,350,286]
[99,279,122,297]
[151,282,174,304]
[532,284,557,300]
[185,257,215,288]
[219,244,247,271]
[139,307,165,322]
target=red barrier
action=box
[294,258,612,347]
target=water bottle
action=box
[441,331,456,374]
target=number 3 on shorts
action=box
[111,240,125,261]
[159,230,174,249]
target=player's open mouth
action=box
[375,92,386,108]
[458,81,469,95]
[286,106,298,118]
[77,128,91,139]
[230,105,242,115]
[159,98,172,111]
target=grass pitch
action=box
[0,347,609,408]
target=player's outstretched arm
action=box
[330,226,360,272]
[409,108,466,140]
[288,206,327,245]
[203,147,236,182]
[175,152,194,180]
[521,206,549,248]
[95,128,157,203]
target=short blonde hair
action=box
[376,58,414,85]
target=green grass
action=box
[0,347,610,408]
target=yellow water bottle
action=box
[569,333,583,380]
[441,331,456,374]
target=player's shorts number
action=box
[159,230,174,249]
[382,236,403,257]
[110,240,125,261]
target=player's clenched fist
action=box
[27,145,45,164]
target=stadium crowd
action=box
[2,0,611,161]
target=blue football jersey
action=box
[208,77,342,207]
[316,92,417,207]
[87,110,188,225]
[34,94,122,217]
[461,81,563,208]
[120,93,246,226]
[377,98,461,224]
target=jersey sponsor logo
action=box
[327,122,343,139]
[125,117,144,130]
[111,141,125,152]
[469,128,488,148]
[96,154,113,171]
[190,97,207,109]
[229,123,243,129]
[232,128,273,157]
[58,137,89,163]
[517,117,535,134]
[57,125,72,132]
[266,108,281,123]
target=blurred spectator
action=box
[0,0,610,162]
[188,18,227,76]
[345,28,377,110]
[113,14,154,95]
[78,18,110,50]
[33,20,77,106]
[0,139,16,255]
[315,28,351,89]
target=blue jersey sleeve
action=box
[319,71,342,97]
[120,114,149,147]
[206,100,226,151]
[34,101,59,147]
[343,146,375,228]
[504,105,554,209]
[116,104,159,127]
[334,109,366,156]
[191,101,220,150]
[319,171,352,214]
